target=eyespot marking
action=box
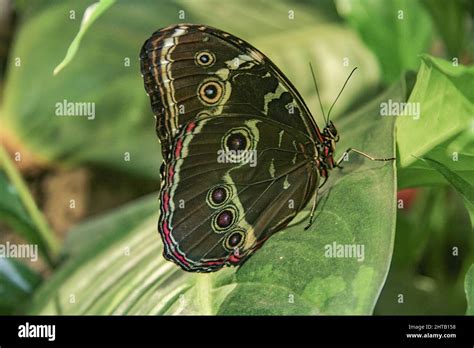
[198,80,223,105]
[217,210,233,228]
[226,132,247,151]
[195,50,215,67]
[222,127,253,153]
[224,229,246,251]
[206,185,232,209]
[211,205,238,232]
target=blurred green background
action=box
[0,0,472,315]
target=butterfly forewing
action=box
[140,24,323,159]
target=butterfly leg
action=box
[304,189,319,230]
[336,148,395,168]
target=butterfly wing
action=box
[159,115,318,272]
[141,24,322,272]
[140,24,324,160]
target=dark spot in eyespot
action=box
[211,187,227,204]
[217,210,233,228]
[228,232,242,247]
[199,54,210,64]
[205,84,217,98]
[226,132,247,151]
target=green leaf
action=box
[419,157,474,204]
[218,79,399,315]
[397,55,474,168]
[0,145,58,263]
[376,186,474,315]
[1,0,171,179]
[28,195,238,315]
[396,55,474,192]
[422,0,467,57]
[62,193,158,257]
[53,0,116,75]
[411,155,474,233]
[397,130,474,189]
[0,171,41,249]
[28,78,399,315]
[0,0,378,179]
[466,264,474,315]
[336,0,433,83]
[0,258,42,314]
[466,201,474,229]
[252,24,381,119]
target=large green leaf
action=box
[1,0,162,178]
[218,80,399,315]
[0,0,379,179]
[28,194,237,315]
[28,78,399,315]
[336,0,432,83]
[397,55,474,189]
[397,55,473,166]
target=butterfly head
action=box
[316,121,340,176]
[324,121,339,143]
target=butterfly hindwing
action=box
[159,115,318,272]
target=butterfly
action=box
[140,24,393,272]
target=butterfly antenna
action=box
[309,62,328,126]
[326,67,358,121]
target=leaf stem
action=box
[0,144,59,264]
[195,273,213,315]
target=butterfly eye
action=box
[198,81,223,104]
[195,50,215,67]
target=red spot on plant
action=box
[397,188,419,210]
